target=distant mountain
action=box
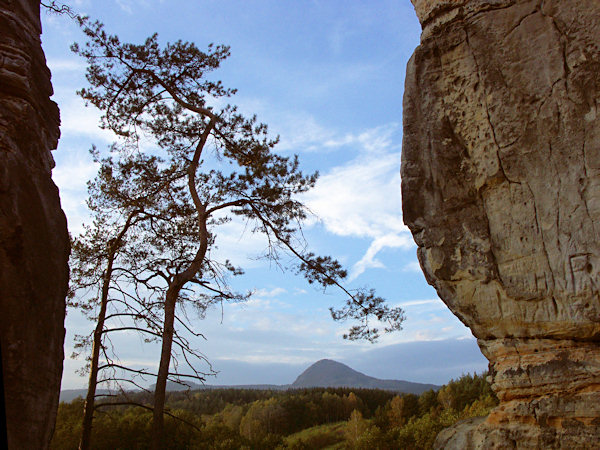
[291,359,439,394]
[160,381,289,391]
[60,389,112,403]
[61,359,439,402]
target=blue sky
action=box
[42,0,487,390]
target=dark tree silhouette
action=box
[70,150,223,450]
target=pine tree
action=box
[71,17,405,448]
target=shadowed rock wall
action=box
[402,0,600,447]
[0,0,69,447]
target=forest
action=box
[51,372,497,449]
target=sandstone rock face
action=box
[0,1,69,447]
[402,0,600,447]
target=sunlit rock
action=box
[402,0,600,447]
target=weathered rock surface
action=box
[0,0,69,448]
[402,0,600,447]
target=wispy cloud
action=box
[116,0,165,14]
[116,0,134,13]
[255,287,287,298]
[216,353,314,366]
[206,217,272,269]
[349,233,413,280]
[301,123,414,280]
[52,156,98,234]
[58,96,115,142]
[304,125,404,234]
[403,260,422,273]
[398,299,442,308]
[51,93,115,234]
[47,58,87,73]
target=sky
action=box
[41,0,488,390]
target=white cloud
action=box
[47,58,87,73]
[300,123,414,280]
[305,153,402,237]
[255,287,287,298]
[207,217,272,269]
[275,116,399,155]
[116,0,134,13]
[200,289,352,354]
[58,96,115,142]
[349,233,413,281]
[216,353,314,365]
[269,111,345,153]
[403,260,422,273]
[210,106,413,282]
[115,0,165,14]
[52,156,97,192]
[52,152,98,234]
[304,127,405,237]
[398,299,442,308]
[227,96,394,155]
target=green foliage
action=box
[208,403,244,431]
[461,394,498,418]
[417,389,440,416]
[239,398,288,442]
[388,393,420,428]
[52,374,499,449]
[51,400,84,449]
[387,373,498,450]
[51,400,202,449]
[436,372,496,413]
[394,409,459,450]
[284,422,346,449]
[351,425,391,450]
[192,422,249,449]
[344,410,369,447]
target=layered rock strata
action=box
[0,1,69,448]
[402,0,600,447]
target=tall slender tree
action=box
[72,17,405,448]
[70,151,221,450]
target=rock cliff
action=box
[401,0,600,447]
[0,0,69,447]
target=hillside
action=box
[291,359,438,394]
[60,389,111,403]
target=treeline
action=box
[51,373,497,449]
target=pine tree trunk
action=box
[79,257,113,450]
[79,214,134,450]
[151,286,179,450]
[151,220,208,448]
[151,122,212,448]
